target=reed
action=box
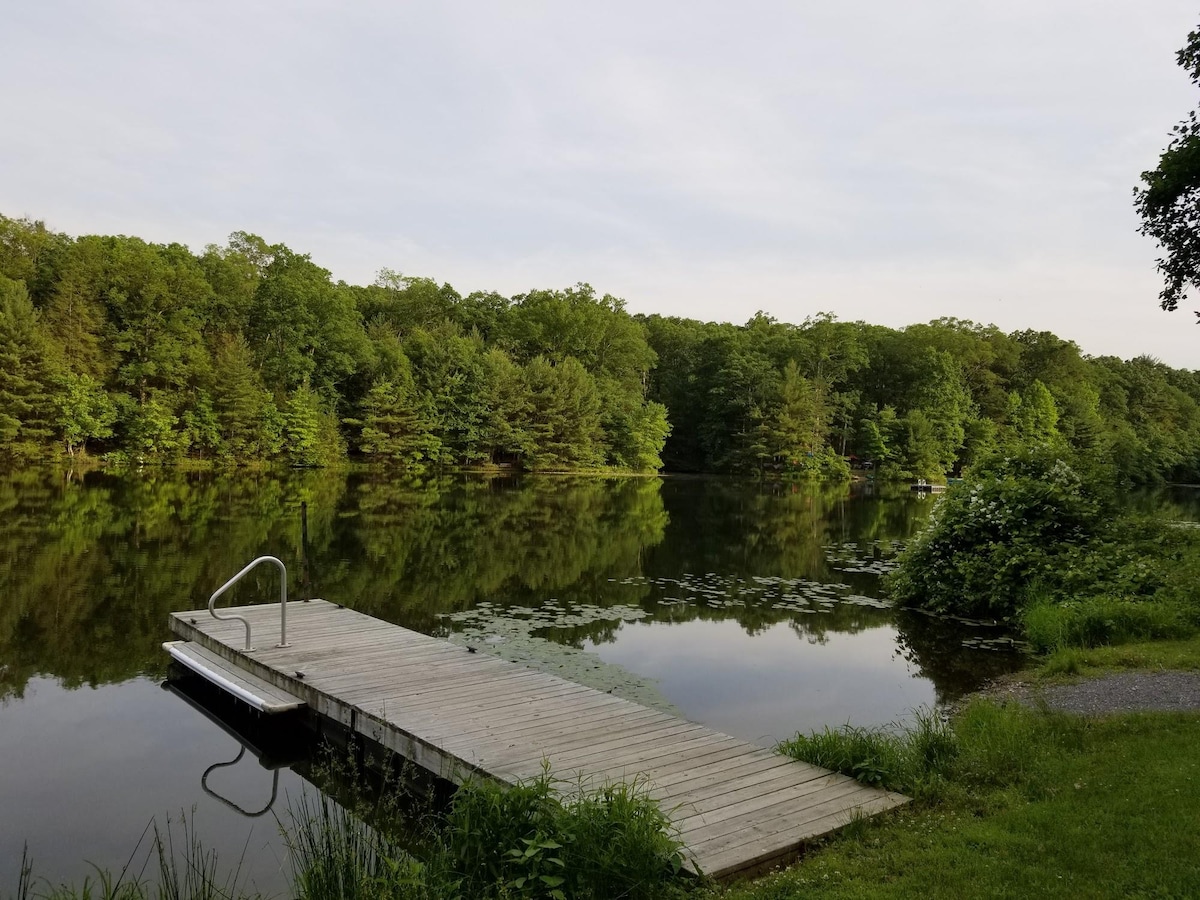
[283,790,430,900]
[12,814,256,900]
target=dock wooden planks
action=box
[168,599,906,878]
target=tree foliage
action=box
[2,214,1200,482]
[1135,24,1200,315]
[0,276,57,450]
[887,449,1107,618]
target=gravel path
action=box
[976,671,1200,716]
[1035,671,1200,715]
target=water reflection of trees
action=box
[893,609,1024,703]
[0,470,669,698]
[318,473,669,629]
[0,468,345,700]
[0,468,951,701]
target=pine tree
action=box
[211,335,279,460]
[282,382,343,467]
[478,348,532,464]
[523,356,604,469]
[0,276,58,451]
[359,373,441,466]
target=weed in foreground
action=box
[13,746,694,900]
[283,790,431,900]
[284,756,693,900]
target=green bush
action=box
[887,441,1200,649]
[445,770,688,900]
[887,448,1106,619]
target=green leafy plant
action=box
[887,447,1106,619]
[444,767,688,900]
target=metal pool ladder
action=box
[209,556,290,650]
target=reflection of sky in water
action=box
[586,619,934,747]
[0,678,298,895]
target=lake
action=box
[0,468,1037,893]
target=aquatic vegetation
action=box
[441,602,679,712]
[284,791,429,900]
[821,539,907,576]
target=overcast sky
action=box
[4,2,1199,366]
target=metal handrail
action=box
[208,556,289,650]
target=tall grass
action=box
[12,814,257,900]
[282,764,691,900]
[11,768,693,900]
[1023,595,1197,653]
[294,740,690,899]
[779,708,956,801]
[780,702,1086,805]
[14,848,32,900]
[152,815,253,900]
[283,791,431,900]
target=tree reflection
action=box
[0,467,1008,703]
[893,608,1024,703]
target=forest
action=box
[2,212,1199,483]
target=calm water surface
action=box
[3,468,1122,890]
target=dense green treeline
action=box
[3,214,1199,480]
[0,216,668,471]
[644,313,1200,482]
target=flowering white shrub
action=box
[886,448,1103,618]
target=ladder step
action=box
[164,641,306,714]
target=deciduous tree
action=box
[1134,23,1200,315]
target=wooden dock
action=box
[168,599,906,878]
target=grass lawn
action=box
[712,652,1200,899]
[1037,634,1200,678]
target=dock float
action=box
[168,599,907,878]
